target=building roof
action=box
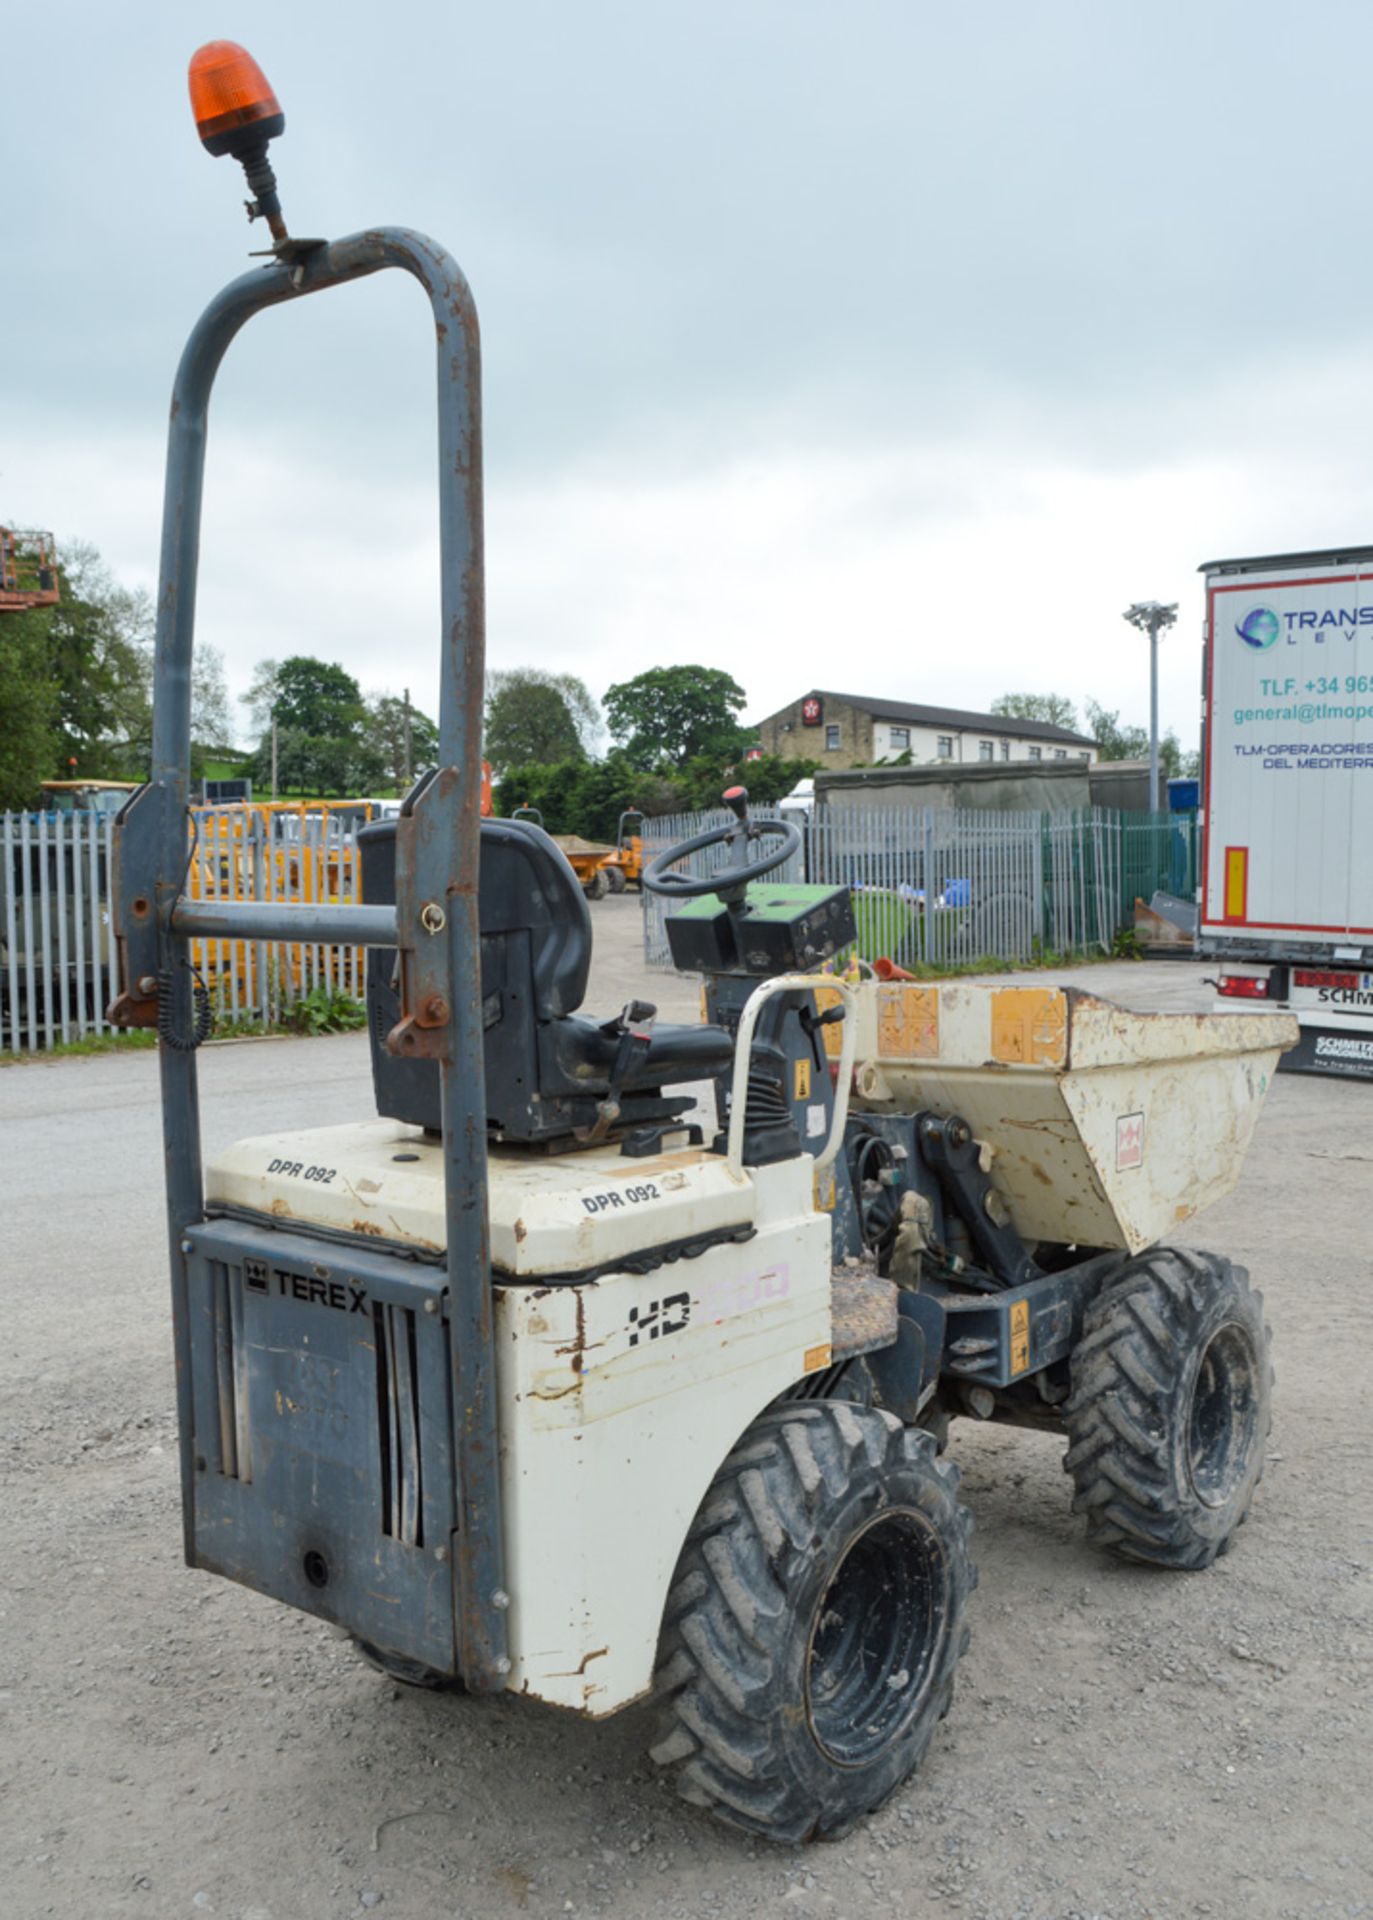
[763,690,1097,749]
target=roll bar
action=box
[110,228,507,1689]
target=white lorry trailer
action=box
[1201,546,1373,1078]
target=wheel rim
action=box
[805,1508,949,1767]
[1187,1322,1259,1507]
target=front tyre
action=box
[1063,1247,1273,1569]
[650,1402,975,1843]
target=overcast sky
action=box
[7,1,1373,752]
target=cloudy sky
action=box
[7,1,1373,752]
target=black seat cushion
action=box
[549,1015,734,1089]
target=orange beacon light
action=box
[188,41,288,240]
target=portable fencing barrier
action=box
[1,804,370,1053]
[181,807,367,1025]
[641,803,1188,972]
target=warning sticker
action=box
[1116,1112,1145,1170]
[876,984,940,1059]
[1009,1298,1031,1375]
[794,1056,812,1101]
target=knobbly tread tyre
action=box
[649,1402,976,1843]
[351,1637,461,1690]
[585,867,608,900]
[605,863,627,893]
[1063,1245,1273,1570]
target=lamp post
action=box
[1122,600,1178,811]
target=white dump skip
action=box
[836,982,1297,1253]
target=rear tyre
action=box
[351,1637,461,1690]
[605,863,627,894]
[584,867,608,900]
[650,1402,975,1843]
[1063,1246,1272,1569]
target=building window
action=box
[888,726,910,749]
[936,736,954,760]
[825,723,841,751]
[1028,746,1043,761]
[1053,749,1067,761]
[978,739,993,762]
[1000,741,1010,761]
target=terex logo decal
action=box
[1236,607,1280,651]
[244,1255,366,1314]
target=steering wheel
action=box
[643,786,802,898]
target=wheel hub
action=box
[1187,1322,1259,1508]
[805,1508,949,1767]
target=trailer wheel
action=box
[1063,1247,1272,1569]
[650,1402,975,1843]
[605,862,627,894]
[584,867,607,900]
[351,1637,461,1690]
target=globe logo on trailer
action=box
[1236,606,1280,650]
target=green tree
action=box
[494,750,684,840]
[239,655,376,796]
[240,658,282,738]
[990,691,1081,731]
[676,752,817,811]
[485,671,590,774]
[603,665,748,764]
[272,656,365,738]
[0,536,233,800]
[361,693,440,790]
[41,542,153,778]
[1084,700,1194,780]
[0,609,59,807]
[192,645,234,752]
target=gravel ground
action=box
[2,903,1370,1920]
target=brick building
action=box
[754,690,1098,771]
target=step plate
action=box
[830,1268,898,1359]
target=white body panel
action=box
[496,1156,831,1714]
[206,1124,832,1714]
[1203,556,1373,949]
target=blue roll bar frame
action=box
[111,229,508,1688]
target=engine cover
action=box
[205,1119,757,1282]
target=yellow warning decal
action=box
[812,985,847,1058]
[876,984,940,1059]
[794,1056,812,1101]
[803,1343,833,1374]
[1009,1298,1031,1376]
[990,988,1068,1066]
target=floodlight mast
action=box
[1122,600,1178,811]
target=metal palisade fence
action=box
[3,799,1199,1050]
[641,804,1198,972]
[1,806,368,1053]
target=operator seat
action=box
[358,816,734,1145]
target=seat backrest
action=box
[357,814,592,1020]
[358,815,593,1138]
